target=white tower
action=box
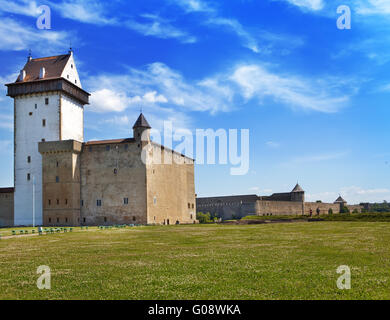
[6,50,90,226]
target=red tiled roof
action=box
[15,54,70,83]
[0,187,14,193]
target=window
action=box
[45,98,49,105]
[71,64,73,69]
[124,144,128,150]
[42,119,46,127]
[65,217,68,223]
[153,196,157,205]
[56,176,59,183]
[190,214,193,220]
[89,146,92,152]
[75,80,77,84]
[81,200,84,207]
[133,216,136,221]
[56,161,59,167]
[106,145,110,151]
[34,104,37,109]
[114,168,117,174]
[67,75,69,79]
[29,112,33,116]
[65,199,68,205]
[48,199,51,206]
[27,173,30,181]
[83,218,86,223]
[192,204,194,209]
[49,218,51,223]
[57,218,59,223]
[57,199,59,205]
[104,217,107,222]
[124,198,129,205]
[167,219,170,225]
[97,199,102,206]
[41,139,45,142]
[188,203,191,209]
[27,156,31,163]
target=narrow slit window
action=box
[42,119,46,127]
[45,98,49,105]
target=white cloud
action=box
[206,18,260,53]
[125,14,196,43]
[291,152,348,164]
[173,0,215,13]
[86,61,356,116]
[356,0,390,15]
[266,141,280,148]
[0,17,72,52]
[0,0,41,17]
[307,186,390,204]
[50,0,117,25]
[230,64,351,113]
[279,0,324,11]
[85,62,233,114]
[0,114,13,131]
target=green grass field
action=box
[1,222,390,300]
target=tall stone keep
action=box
[6,51,90,226]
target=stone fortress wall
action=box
[196,184,363,220]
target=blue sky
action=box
[0,0,389,203]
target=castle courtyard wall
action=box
[80,141,147,225]
[145,144,196,225]
[0,190,14,227]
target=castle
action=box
[0,51,196,227]
[0,51,364,227]
[196,184,363,220]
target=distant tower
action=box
[133,113,151,147]
[291,183,305,202]
[6,51,90,226]
[334,195,347,212]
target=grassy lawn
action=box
[1,222,390,300]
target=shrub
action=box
[328,208,333,215]
[196,212,212,224]
[340,206,350,214]
[352,209,359,214]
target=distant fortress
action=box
[196,184,363,220]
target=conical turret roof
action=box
[334,196,347,203]
[291,183,304,193]
[133,113,151,129]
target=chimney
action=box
[39,67,45,79]
[19,70,26,81]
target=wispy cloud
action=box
[0,17,72,52]
[85,62,233,114]
[50,0,117,25]
[277,0,324,11]
[172,0,215,13]
[266,141,280,148]
[291,151,348,164]
[307,186,390,204]
[0,114,13,131]
[85,61,356,118]
[125,14,197,43]
[356,0,390,16]
[0,0,41,16]
[229,64,352,113]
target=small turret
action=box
[291,183,305,202]
[133,113,151,146]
